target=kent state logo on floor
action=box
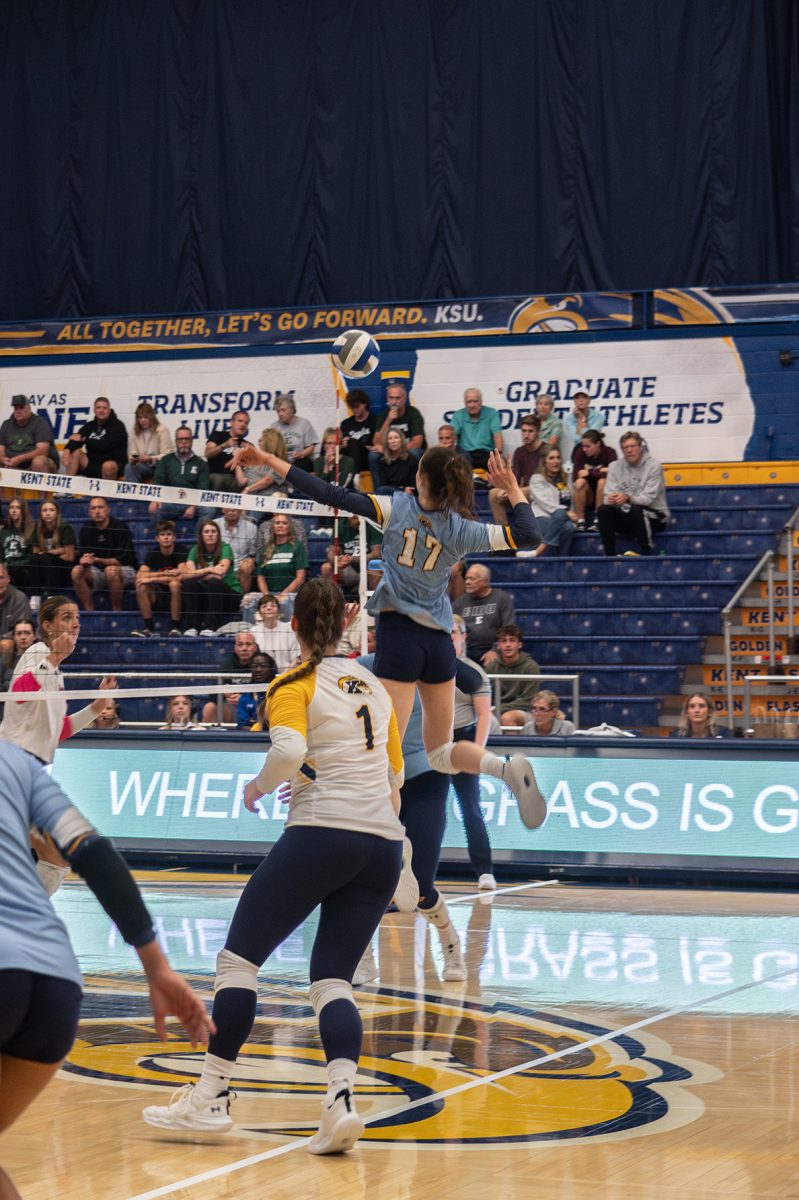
[67,981,716,1146]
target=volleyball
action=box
[330,329,380,378]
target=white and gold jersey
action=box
[265,656,404,841]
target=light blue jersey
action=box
[0,742,83,987]
[365,492,511,633]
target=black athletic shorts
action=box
[0,970,82,1063]
[373,610,456,684]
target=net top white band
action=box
[0,465,328,518]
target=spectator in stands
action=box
[133,519,190,637]
[436,423,470,462]
[368,383,426,486]
[160,694,204,731]
[339,389,377,475]
[0,497,35,590]
[182,520,242,636]
[561,390,606,462]
[314,427,356,489]
[235,652,277,729]
[670,692,731,739]
[204,409,252,491]
[254,513,308,617]
[571,429,617,531]
[516,447,578,559]
[234,428,289,501]
[149,427,215,525]
[0,617,34,719]
[336,605,377,657]
[124,402,174,482]
[215,508,258,594]
[449,387,503,470]
[521,690,576,736]
[1,618,36,694]
[29,500,77,596]
[453,563,515,666]
[0,564,33,662]
[536,395,563,450]
[489,413,544,522]
[375,428,417,495]
[451,614,496,889]
[61,396,128,480]
[319,514,383,597]
[71,496,138,612]
[270,393,318,472]
[252,593,300,670]
[89,698,121,730]
[486,624,540,728]
[200,629,258,724]
[597,431,670,557]
[0,395,58,472]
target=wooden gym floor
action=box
[3,871,799,1199]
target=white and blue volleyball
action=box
[330,329,380,378]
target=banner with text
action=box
[50,743,799,867]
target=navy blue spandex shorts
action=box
[373,611,456,684]
[0,970,82,1063]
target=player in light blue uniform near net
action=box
[232,443,548,830]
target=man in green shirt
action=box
[449,387,503,470]
[147,428,215,525]
[487,623,541,729]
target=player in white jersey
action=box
[231,443,549,831]
[143,578,405,1154]
[0,594,115,765]
[0,740,213,1200]
[0,594,117,895]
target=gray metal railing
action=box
[721,549,775,731]
[488,672,580,729]
[742,672,799,736]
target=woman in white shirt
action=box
[124,402,174,482]
[0,595,116,765]
[518,448,578,559]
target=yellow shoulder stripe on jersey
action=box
[503,524,518,551]
[367,493,384,523]
[266,668,317,737]
[386,708,404,777]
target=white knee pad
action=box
[427,741,457,775]
[215,948,259,996]
[309,977,354,1016]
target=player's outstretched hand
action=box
[486,451,516,494]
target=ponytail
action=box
[267,580,345,699]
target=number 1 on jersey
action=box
[355,704,374,750]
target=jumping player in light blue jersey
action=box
[231,443,548,830]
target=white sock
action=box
[480,751,505,780]
[420,893,455,937]
[195,1052,235,1101]
[326,1057,357,1102]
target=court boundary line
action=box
[125,916,798,1197]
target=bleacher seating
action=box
[14,483,799,729]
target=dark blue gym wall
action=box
[1,0,797,322]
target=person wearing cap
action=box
[0,396,59,473]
